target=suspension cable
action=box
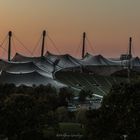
[0,45,8,53]
[47,35,61,54]
[131,41,135,57]
[86,36,95,54]
[45,38,48,54]
[32,35,42,55]
[12,37,18,57]
[13,34,33,55]
[0,35,8,52]
[0,34,8,47]
[74,38,82,58]
[2,40,8,59]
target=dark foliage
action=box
[0,84,74,140]
[0,81,139,140]
[79,89,92,102]
[85,81,140,140]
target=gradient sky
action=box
[0,0,140,58]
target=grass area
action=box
[43,122,85,139]
[58,122,84,134]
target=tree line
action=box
[0,80,139,140]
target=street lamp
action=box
[122,134,128,140]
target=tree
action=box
[58,87,74,106]
[85,81,140,140]
[79,89,92,102]
[55,106,69,122]
[76,109,87,124]
[0,94,42,139]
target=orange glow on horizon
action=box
[0,0,140,59]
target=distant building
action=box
[120,54,132,60]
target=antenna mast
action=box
[41,30,46,57]
[8,31,12,61]
[82,32,86,58]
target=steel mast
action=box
[41,30,46,57]
[8,31,12,61]
[82,32,86,58]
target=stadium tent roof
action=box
[12,53,54,64]
[0,71,65,87]
[45,51,61,62]
[109,58,121,61]
[131,57,140,66]
[0,59,11,69]
[12,53,58,77]
[4,61,41,72]
[13,52,123,69]
[80,53,122,66]
[34,60,54,74]
[45,51,81,69]
[0,60,53,78]
[12,53,41,62]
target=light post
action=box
[122,134,128,140]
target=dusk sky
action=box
[0,0,140,58]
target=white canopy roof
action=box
[45,51,81,69]
[80,53,122,66]
[0,52,139,87]
[0,71,65,87]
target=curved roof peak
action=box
[45,51,70,58]
[84,52,93,58]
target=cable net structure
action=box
[0,31,139,97]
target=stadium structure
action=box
[0,31,140,97]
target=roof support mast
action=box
[128,37,132,81]
[41,30,46,57]
[129,37,132,59]
[8,31,12,61]
[82,32,86,59]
